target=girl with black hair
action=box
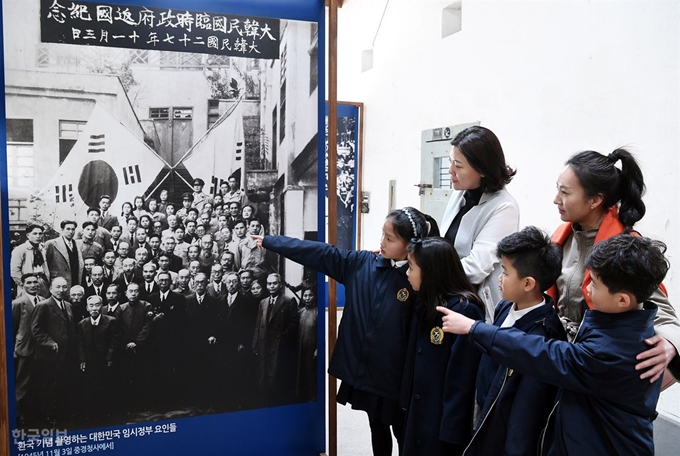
[550,148,680,385]
[400,237,483,456]
[253,207,437,456]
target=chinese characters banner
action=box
[41,0,280,59]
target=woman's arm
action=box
[635,287,680,382]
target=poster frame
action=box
[0,0,328,455]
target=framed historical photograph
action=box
[325,101,362,307]
[1,0,326,454]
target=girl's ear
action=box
[523,276,537,292]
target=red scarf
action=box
[546,207,667,309]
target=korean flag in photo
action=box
[179,99,245,195]
[35,103,169,225]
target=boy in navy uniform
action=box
[439,234,669,456]
[464,227,567,455]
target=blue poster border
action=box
[0,0,327,455]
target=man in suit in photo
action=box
[11,224,50,297]
[207,264,227,301]
[110,225,123,254]
[161,236,183,273]
[131,227,151,255]
[162,215,179,241]
[30,277,77,425]
[133,248,151,278]
[185,273,219,407]
[69,285,88,325]
[102,250,120,283]
[45,220,83,290]
[103,283,125,321]
[218,271,255,408]
[114,258,143,303]
[139,262,160,300]
[98,195,119,231]
[84,266,110,301]
[147,271,187,406]
[156,253,178,284]
[12,273,46,426]
[147,234,163,263]
[118,282,153,412]
[252,273,299,406]
[81,257,97,289]
[172,269,193,296]
[198,235,219,271]
[77,295,119,421]
[221,176,247,208]
[113,241,130,272]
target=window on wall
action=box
[59,120,87,164]
[207,100,220,129]
[206,55,231,67]
[36,46,50,67]
[129,49,149,65]
[6,119,35,188]
[150,107,170,119]
[173,107,193,119]
[279,44,287,144]
[279,81,286,143]
[309,24,318,94]
[436,156,452,189]
[272,106,278,168]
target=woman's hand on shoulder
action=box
[635,335,678,382]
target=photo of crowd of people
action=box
[10,181,320,430]
[4,1,321,432]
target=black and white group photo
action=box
[4,0,321,430]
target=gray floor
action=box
[327,309,399,456]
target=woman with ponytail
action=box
[550,148,680,384]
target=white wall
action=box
[335,0,680,413]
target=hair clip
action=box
[410,238,423,245]
[401,208,419,238]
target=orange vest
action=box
[546,207,667,309]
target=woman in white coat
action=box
[440,126,519,321]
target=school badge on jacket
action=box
[430,326,444,345]
[396,288,409,302]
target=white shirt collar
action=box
[91,315,101,326]
[500,298,546,328]
[391,259,408,268]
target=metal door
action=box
[419,122,479,223]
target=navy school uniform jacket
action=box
[400,297,484,456]
[263,235,416,400]
[465,297,567,456]
[467,302,662,456]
